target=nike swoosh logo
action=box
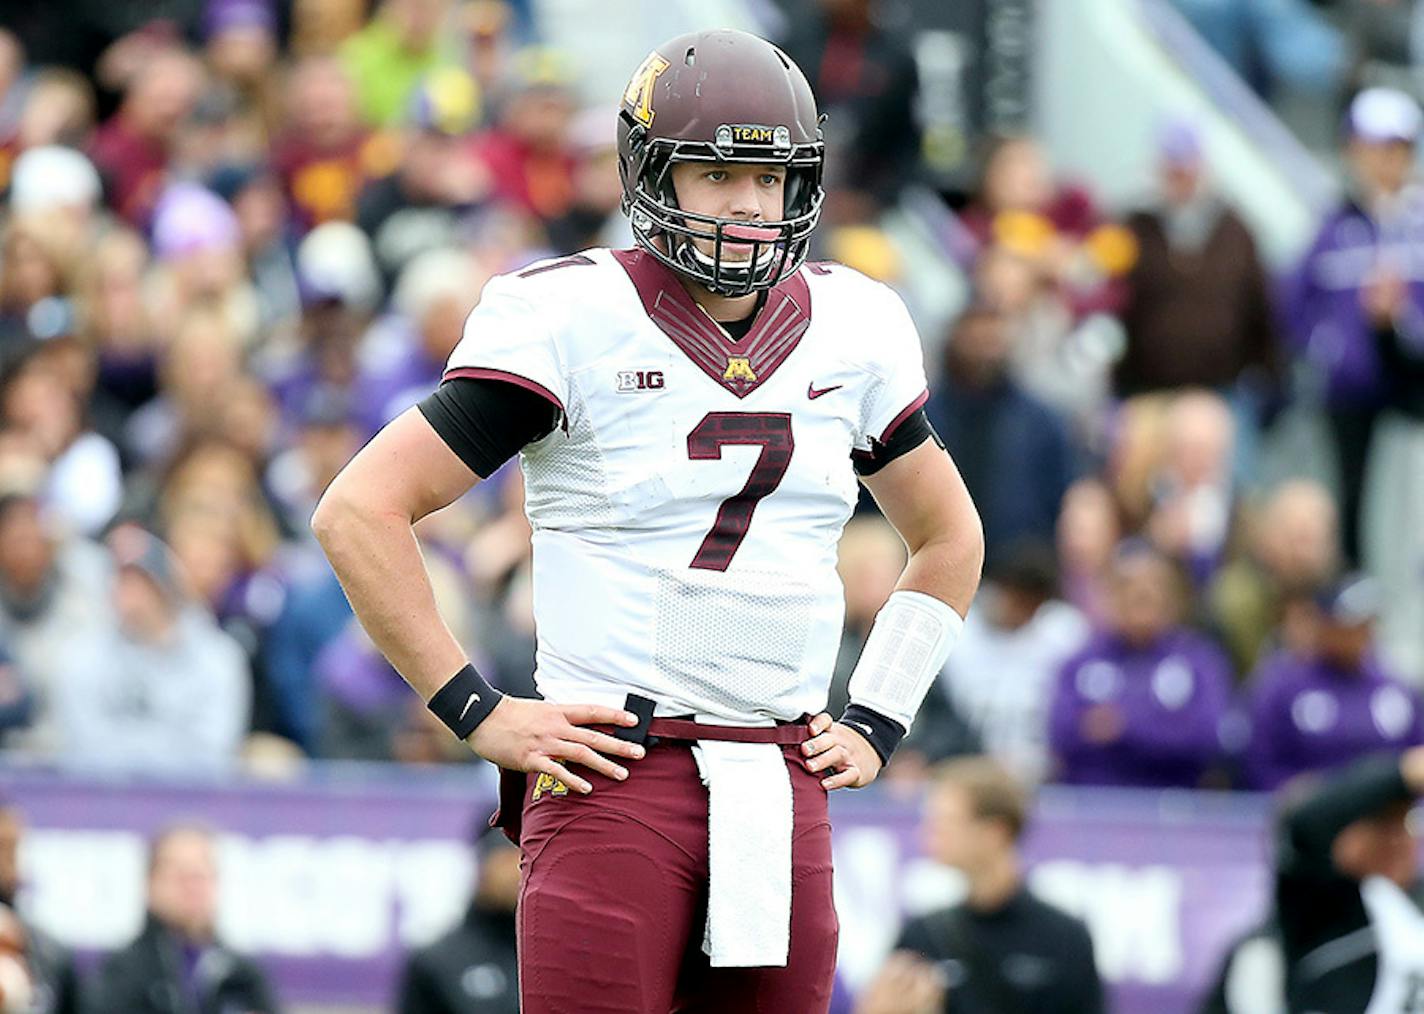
[459,692,482,721]
[808,382,842,400]
[845,721,873,738]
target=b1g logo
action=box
[617,370,665,392]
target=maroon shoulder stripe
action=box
[880,389,930,442]
[443,367,566,414]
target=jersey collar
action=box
[612,248,811,399]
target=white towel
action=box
[690,738,794,967]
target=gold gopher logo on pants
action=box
[532,773,570,801]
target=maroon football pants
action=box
[500,737,839,1013]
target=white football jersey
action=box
[445,248,929,724]
[1359,876,1424,1014]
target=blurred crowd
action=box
[0,0,1418,810]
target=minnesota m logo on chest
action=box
[723,356,757,383]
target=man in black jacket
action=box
[856,756,1102,1014]
[1274,747,1424,1010]
[396,825,519,1014]
[90,822,278,1014]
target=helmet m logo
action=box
[623,52,671,127]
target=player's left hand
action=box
[802,712,883,790]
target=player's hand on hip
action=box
[466,697,644,794]
[802,711,883,790]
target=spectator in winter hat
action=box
[1244,574,1424,791]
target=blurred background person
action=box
[358,67,490,287]
[542,104,630,255]
[1281,86,1424,567]
[1048,540,1233,788]
[201,0,282,146]
[88,47,204,228]
[971,240,1122,451]
[49,526,250,777]
[1140,389,1244,590]
[1243,573,1424,791]
[0,488,112,757]
[1116,117,1281,478]
[0,352,122,537]
[258,221,383,435]
[1272,747,1424,1010]
[145,182,260,348]
[1207,478,1341,677]
[210,161,302,336]
[926,304,1077,568]
[342,0,456,128]
[272,55,374,233]
[856,757,1102,1014]
[780,0,921,222]
[931,541,1089,785]
[1055,478,1123,627]
[396,824,519,1013]
[0,804,80,1014]
[470,49,577,230]
[0,212,83,353]
[9,67,96,153]
[91,822,279,1014]
[961,136,1131,320]
[361,246,485,429]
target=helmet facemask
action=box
[620,116,825,297]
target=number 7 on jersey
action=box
[687,412,794,571]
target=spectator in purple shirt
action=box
[1244,573,1424,791]
[1280,87,1424,565]
[1048,540,1233,788]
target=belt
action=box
[603,694,811,748]
[648,718,808,745]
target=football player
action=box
[313,28,983,1014]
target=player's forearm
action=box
[312,498,468,701]
[894,507,985,617]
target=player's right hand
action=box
[466,697,645,794]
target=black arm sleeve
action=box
[417,377,562,479]
[852,408,942,477]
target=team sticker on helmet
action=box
[714,124,793,151]
[623,52,671,128]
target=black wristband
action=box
[839,704,907,767]
[428,664,505,740]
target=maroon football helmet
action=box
[616,29,825,296]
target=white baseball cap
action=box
[9,146,101,214]
[1348,87,1423,144]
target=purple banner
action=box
[5,765,1273,1012]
